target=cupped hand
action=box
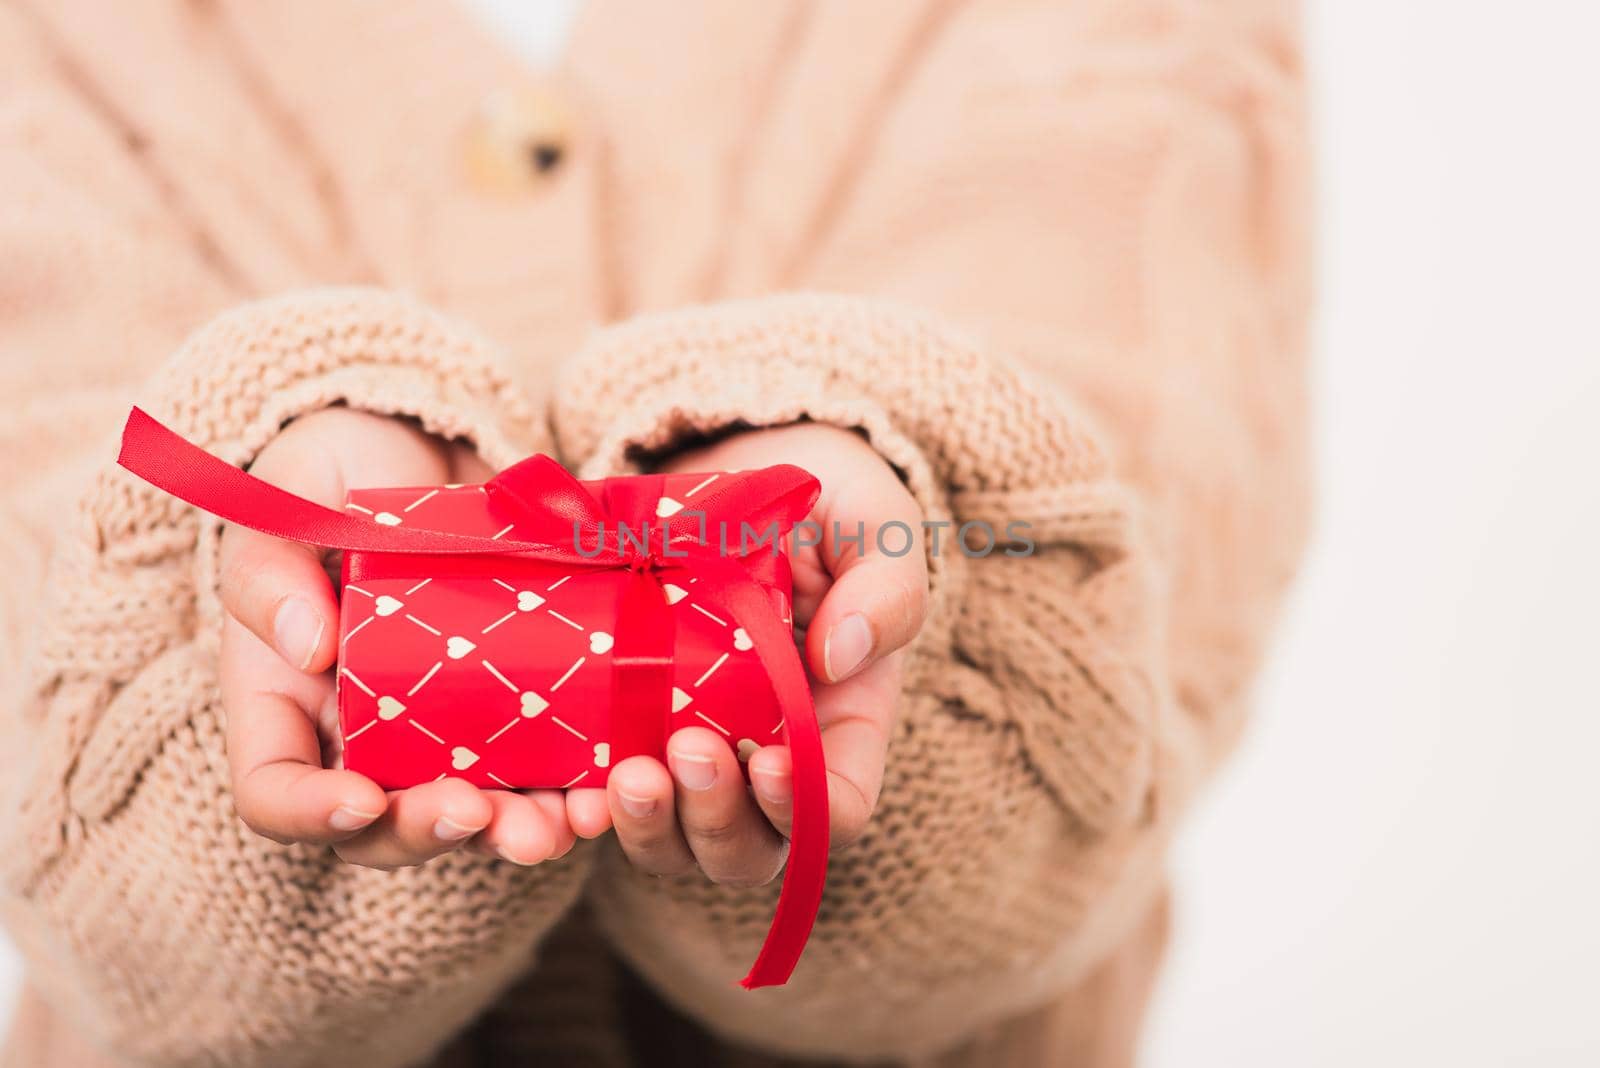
[217,408,576,869]
[564,423,929,887]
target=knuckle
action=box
[684,812,744,847]
[830,782,877,850]
[892,573,927,634]
[219,547,282,626]
[619,826,689,866]
[231,786,280,839]
[217,548,257,608]
[619,825,671,854]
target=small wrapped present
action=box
[333,474,796,792]
[116,407,828,988]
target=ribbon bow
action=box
[116,407,828,989]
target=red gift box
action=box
[335,476,793,791]
[116,407,830,988]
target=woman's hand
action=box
[564,423,929,887]
[217,408,577,868]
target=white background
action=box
[1142,2,1600,1064]
[5,2,1598,1064]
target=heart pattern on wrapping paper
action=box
[337,478,794,793]
[655,497,684,518]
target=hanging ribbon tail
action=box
[692,573,829,990]
[612,467,827,989]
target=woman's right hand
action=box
[216,407,577,868]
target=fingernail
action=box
[669,751,717,791]
[498,845,537,866]
[824,612,873,682]
[274,597,324,671]
[329,805,380,832]
[433,816,478,841]
[751,767,791,806]
[617,789,657,819]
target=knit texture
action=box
[0,1,1310,1065]
[552,295,1170,1060]
[3,290,586,1068]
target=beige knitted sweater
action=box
[0,1,1310,1066]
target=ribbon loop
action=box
[115,406,828,988]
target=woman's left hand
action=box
[563,423,929,886]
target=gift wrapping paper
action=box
[336,477,792,790]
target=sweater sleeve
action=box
[551,1,1310,1060]
[0,291,595,1068]
[0,17,590,1062]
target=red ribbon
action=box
[116,407,829,989]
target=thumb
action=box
[216,422,350,674]
[805,474,929,684]
[216,409,464,674]
[219,526,340,674]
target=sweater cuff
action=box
[160,289,541,652]
[99,287,541,561]
[21,288,547,863]
[551,294,1157,833]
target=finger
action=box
[228,702,388,844]
[748,651,903,848]
[527,790,579,860]
[565,787,614,839]
[667,728,788,888]
[333,778,493,869]
[606,756,696,877]
[217,419,352,674]
[468,790,559,865]
[218,408,459,674]
[222,617,387,843]
[806,484,928,683]
[219,524,340,674]
[217,425,346,674]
